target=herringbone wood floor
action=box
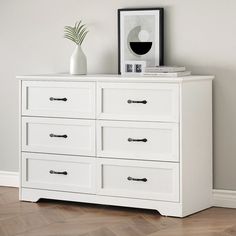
[0,187,236,236]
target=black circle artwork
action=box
[127,26,152,56]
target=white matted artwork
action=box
[118,8,164,75]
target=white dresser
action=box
[18,74,214,217]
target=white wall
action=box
[0,0,236,190]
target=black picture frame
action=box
[118,8,164,75]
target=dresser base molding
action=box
[19,187,236,214]
[21,188,185,217]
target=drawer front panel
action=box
[97,158,179,202]
[97,120,179,162]
[22,81,95,118]
[97,83,179,122]
[22,117,95,156]
[22,153,96,193]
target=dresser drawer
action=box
[22,81,95,118]
[97,120,179,162]
[97,82,179,122]
[97,158,179,202]
[22,153,96,193]
[22,117,95,156]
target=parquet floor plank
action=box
[0,187,235,236]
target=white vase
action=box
[70,45,87,75]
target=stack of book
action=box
[144,66,191,77]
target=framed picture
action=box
[118,8,164,75]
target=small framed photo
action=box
[124,60,146,75]
[135,64,142,73]
[126,63,133,73]
[118,8,164,75]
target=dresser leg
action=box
[20,188,40,202]
[20,197,40,203]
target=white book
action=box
[143,71,191,77]
[145,66,186,73]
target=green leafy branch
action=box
[64,21,88,45]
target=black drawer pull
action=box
[50,134,68,138]
[127,99,147,104]
[127,176,147,182]
[49,97,67,101]
[128,138,147,142]
[49,170,68,175]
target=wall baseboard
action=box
[0,172,236,209]
[213,189,236,209]
[0,171,19,187]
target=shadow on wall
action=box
[191,66,236,190]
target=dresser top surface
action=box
[17,74,214,83]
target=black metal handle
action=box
[128,138,147,142]
[50,134,68,138]
[49,170,68,175]
[127,99,147,104]
[49,97,67,101]
[127,176,147,182]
